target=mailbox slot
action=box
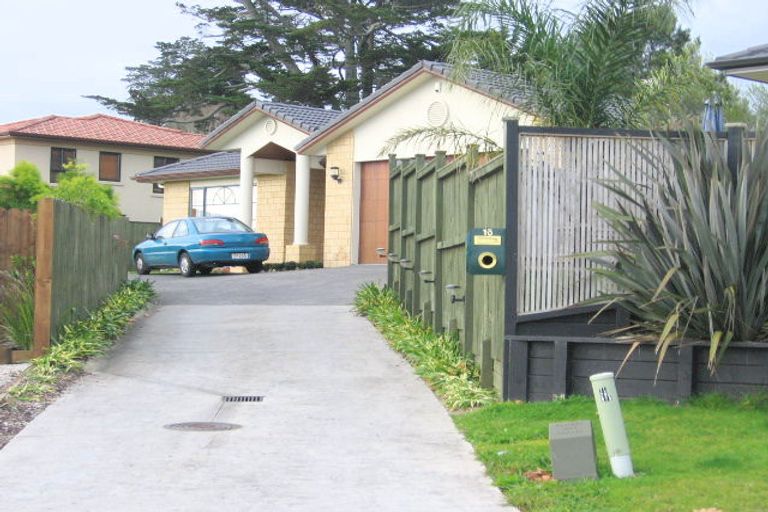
[467,228,505,275]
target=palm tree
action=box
[449,0,686,128]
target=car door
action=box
[164,220,192,265]
[143,221,178,266]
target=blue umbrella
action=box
[702,95,725,132]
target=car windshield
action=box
[192,217,252,234]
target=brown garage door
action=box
[359,160,389,264]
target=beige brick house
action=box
[136,61,533,266]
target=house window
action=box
[153,156,179,194]
[190,185,257,221]
[99,152,121,182]
[50,147,76,183]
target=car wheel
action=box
[135,253,151,275]
[246,261,263,274]
[199,267,213,276]
[179,252,196,277]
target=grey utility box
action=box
[549,420,599,481]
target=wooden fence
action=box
[388,120,759,400]
[388,151,507,390]
[0,208,35,271]
[32,199,158,356]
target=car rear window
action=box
[192,217,253,234]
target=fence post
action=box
[433,152,446,333]
[412,154,426,317]
[32,198,55,357]
[727,123,746,182]
[502,119,521,400]
[552,340,569,398]
[387,155,397,290]
[676,345,694,401]
[464,156,476,359]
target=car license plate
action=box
[231,252,249,260]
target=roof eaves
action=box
[295,61,428,153]
[134,167,240,183]
[708,56,768,71]
[8,132,209,153]
[202,101,320,148]
[295,61,529,154]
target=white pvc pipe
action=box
[293,154,310,245]
[590,372,635,478]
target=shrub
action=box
[263,260,323,272]
[0,257,35,350]
[40,164,121,218]
[354,283,496,410]
[0,161,49,211]
[589,128,768,371]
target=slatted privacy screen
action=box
[516,132,672,315]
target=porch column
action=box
[293,153,310,245]
[239,154,255,227]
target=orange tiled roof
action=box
[0,114,205,151]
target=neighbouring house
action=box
[708,43,768,83]
[0,114,208,222]
[135,60,534,266]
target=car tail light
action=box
[201,239,224,246]
[255,236,269,245]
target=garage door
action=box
[358,161,389,264]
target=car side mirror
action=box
[146,233,156,240]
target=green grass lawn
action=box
[453,395,768,512]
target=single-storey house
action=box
[0,114,207,222]
[136,102,340,263]
[708,43,768,83]
[136,60,534,266]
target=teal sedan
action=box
[133,217,270,277]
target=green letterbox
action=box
[466,228,506,275]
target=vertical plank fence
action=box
[388,151,507,390]
[0,207,36,270]
[32,199,147,356]
[388,121,753,399]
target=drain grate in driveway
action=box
[222,395,264,403]
[164,422,241,432]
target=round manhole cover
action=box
[164,422,242,432]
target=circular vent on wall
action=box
[427,101,449,127]
[264,118,277,135]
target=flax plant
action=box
[589,128,768,372]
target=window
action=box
[50,147,76,183]
[192,217,252,234]
[155,221,178,239]
[173,220,189,237]
[153,156,179,194]
[99,152,121,182]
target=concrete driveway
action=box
[0,266,511,511]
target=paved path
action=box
[0,266,512,511]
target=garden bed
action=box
[455,394,768,511]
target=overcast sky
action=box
[0,0,765,124]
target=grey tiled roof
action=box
[296,60,530,152]
[134,151,240,182]
[424,61,529,105]
[202,101,341,147]
[709,44,768,70]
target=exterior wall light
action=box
[330,166,342,183]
